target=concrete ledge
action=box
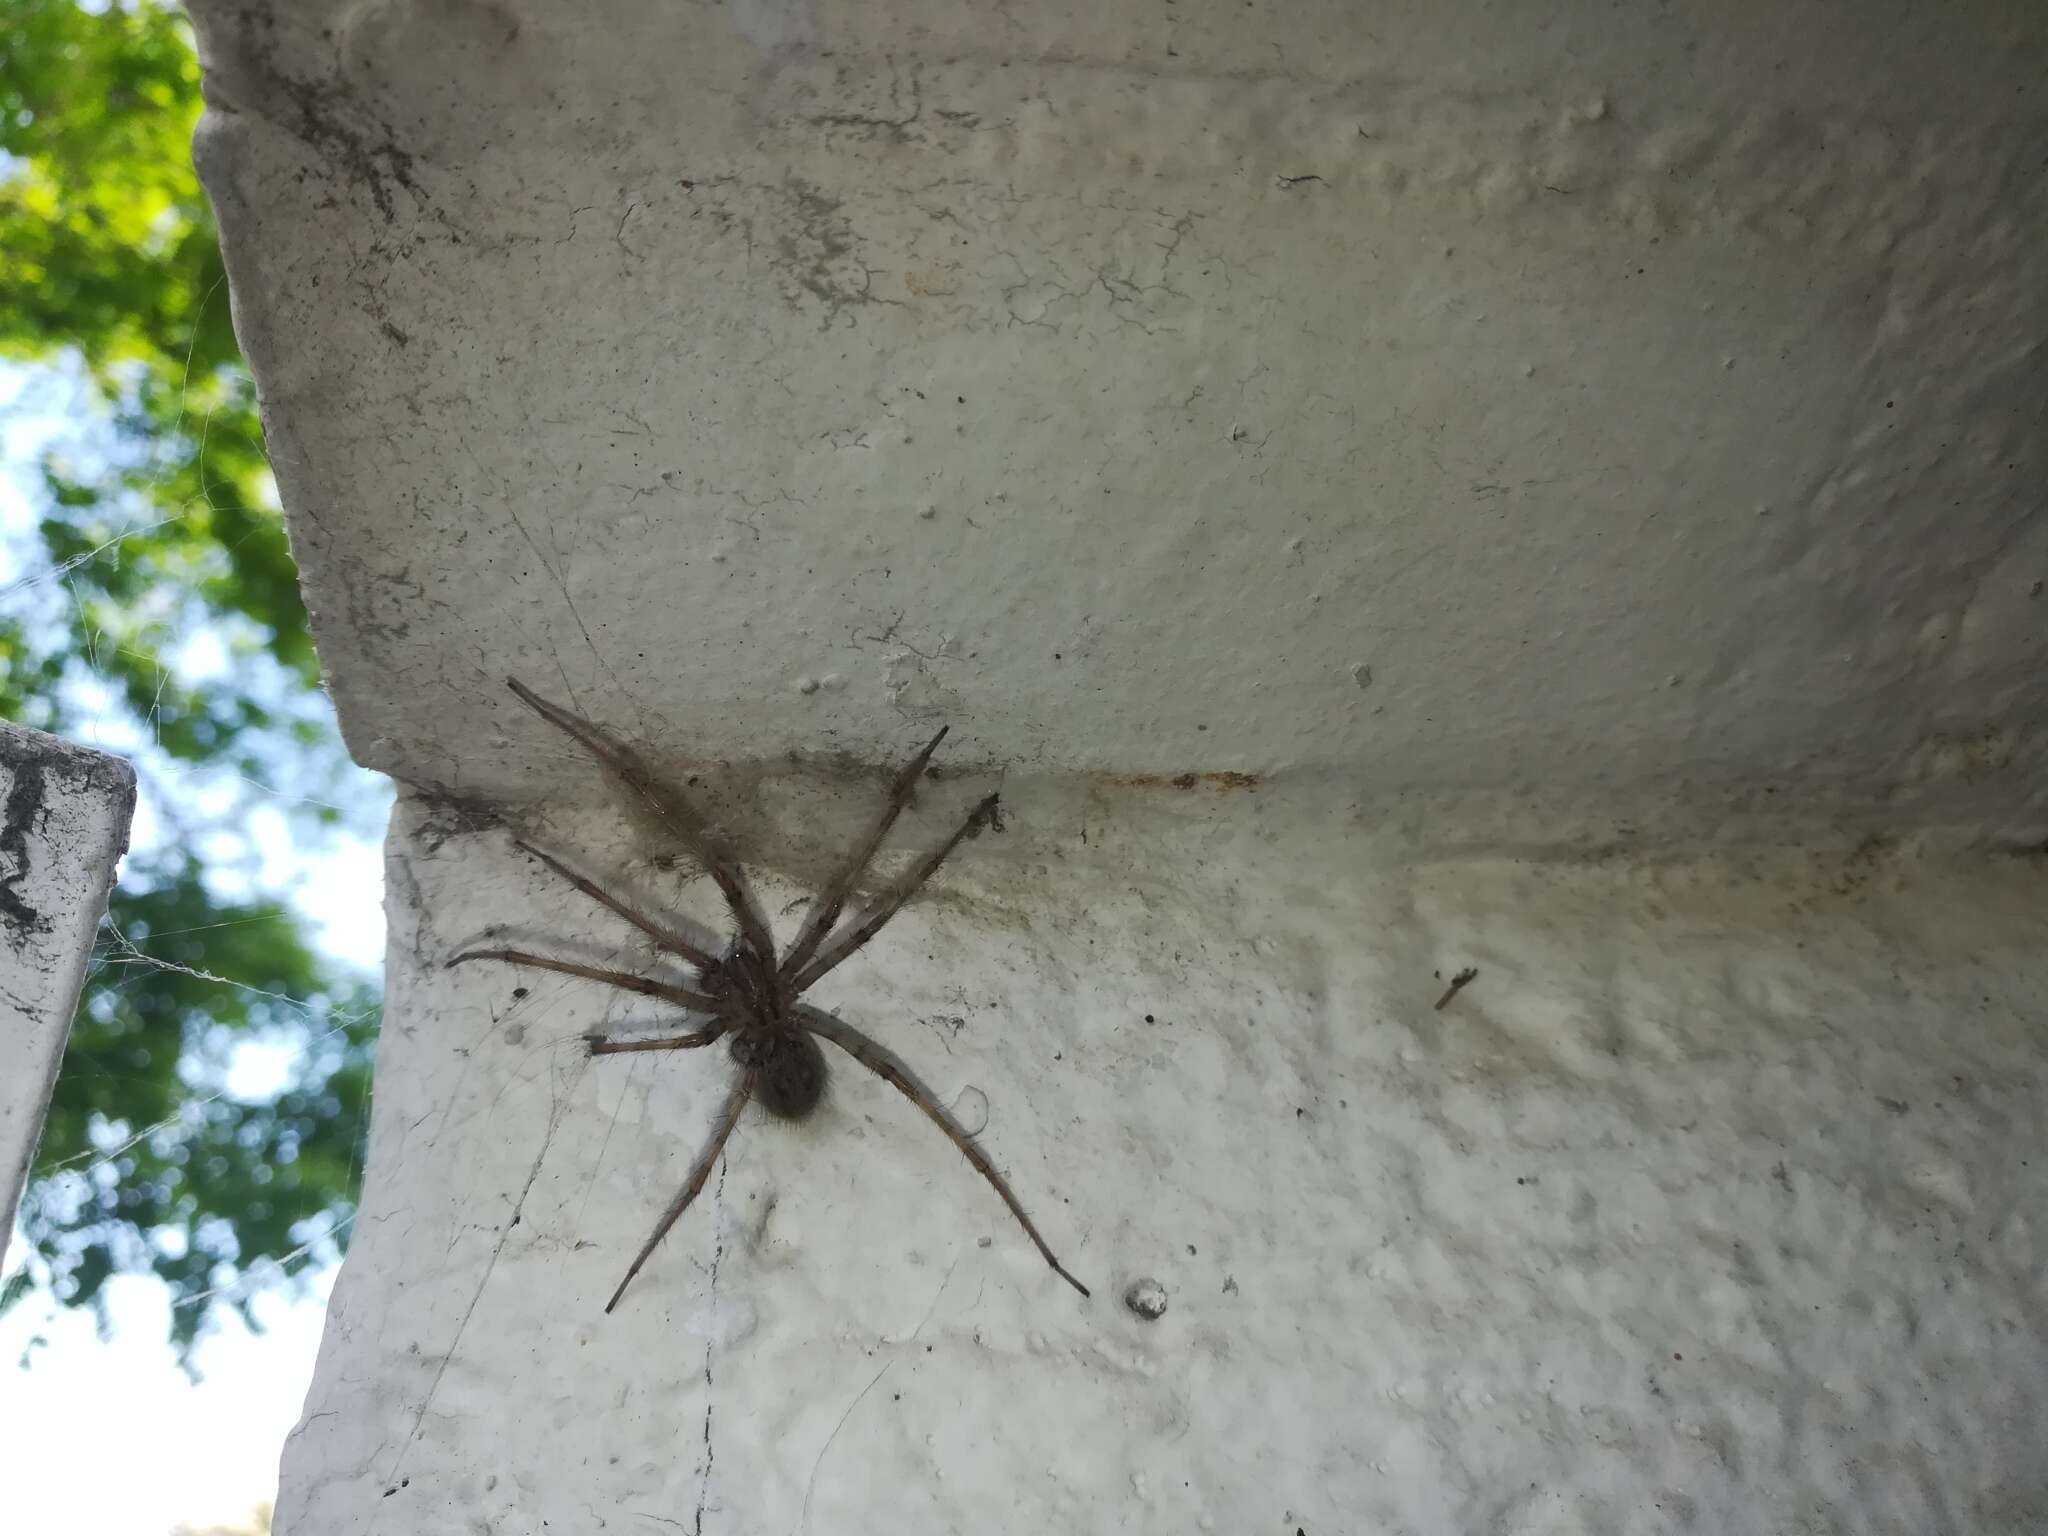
[184,0,2048,837]
[0,724,136,1264]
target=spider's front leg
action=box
[788,790,1002,996]
[780,725,951,981]
[511,838,722,971]
[505,678,780,971]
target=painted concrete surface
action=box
[279,786,2045,1532]
[181,3,2048,1531]
[185,0,2048,837]
[0,724,135,1265]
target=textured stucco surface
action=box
[281,791,2046,1532]
[185,0,2048,836]
[0,724,135,1264]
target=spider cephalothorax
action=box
[449,678,1088,1312]
[664,937,828,1118]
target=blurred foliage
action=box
[6,873,378,1357]
[1,0,316,740]
[1,0,379,1360]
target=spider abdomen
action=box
[731,1027,826,1119]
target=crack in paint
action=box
[694,1157,726,1536]
[797,1356,895,1535]
[379,1075,567,1510]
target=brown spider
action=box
[448,678,1090,1312]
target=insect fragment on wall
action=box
[449,678,1090,1312]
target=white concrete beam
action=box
[185,0,2048,840]
[0,725,135,1265]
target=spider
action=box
[448,678,1090,1312]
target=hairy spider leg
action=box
[795,1005,1089,1298]
[505,678,781,981]
[468,687,1080,1309]
[446,946,723,1013]
[513,839,722,971]
[605,1067,758,1314]
[789,792,1003,996]
[779,725,950,984]
[586,1023,725,1055]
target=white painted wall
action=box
[0,725,135,1262]
[181,2,2048,1530]
[283,789,2047,1531]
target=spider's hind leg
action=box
[793,1004,1089,1298]
[604,1067,758,1313]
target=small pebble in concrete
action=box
[1124,1277,1169,1320]
[1351,662,1372,689]
[796,676,820,695]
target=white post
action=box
[0,724,136,1263]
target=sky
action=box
[0,1273,335,1532]
[2,361,390,1531]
